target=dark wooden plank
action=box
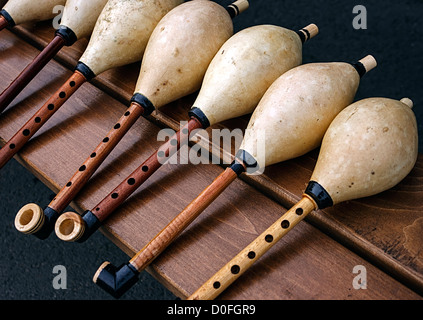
[0,29,421,300]
[11,19,423,295]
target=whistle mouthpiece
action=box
[227,0,249,18]
[358,55,377,73]
[297,24,319,43]
[15,204,59,239]
[55,211,85,242]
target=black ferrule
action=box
[236,149,259,169]
[352,61,367,78]
[55,26,78,46]
[229,161,246,176]
[304,181,334,210]
[296,29,310,44]
[188,107,210,129]
[226,4,240,19]
[95,262,140,299]
[0,10,15,28]
[75,61,96,81]
[33,207,60,240]
[130,93,155,117]
[296,30,306,43]
[76,210,101,243]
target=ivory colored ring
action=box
[55,212,85,242]
[15,203,45,235]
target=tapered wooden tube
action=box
[188,97,418,300]
[0,0,108,112]
[0,35,65,112]
[0,71,87,170]
[55,118,203,243]
[130,163,243,272]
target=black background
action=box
[0,0,421,300]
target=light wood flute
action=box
[0,0,66,32]
[188,97,418,300]
[0,0,108,112]
[15,0,246,241]
[12,0,182,239]
[53,22,316,249]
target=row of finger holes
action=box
[64,110,132,188]
[10,79,74,150]
[213,207,304,290]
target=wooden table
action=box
[0,22,422,300]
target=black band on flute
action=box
[131,93,155,117]
[55,26,78,46]
[352,61,367,78]
[235,149,260,174]
[0,10,15,28]
[304,181,334,210]
[188,107,210,129]
[75,61,96,81]
[33,207,60,240]
[75,210,101,243]
[230,161,246,176]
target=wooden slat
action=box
[0,28,421,300]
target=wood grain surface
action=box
[0,25,422,300]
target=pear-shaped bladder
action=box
[12,0,182,238]
[188,97,418,300]
[240,55,377,170]
[0,0,109,112]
